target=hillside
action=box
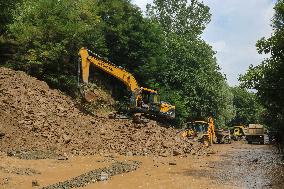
[0,67,205,158]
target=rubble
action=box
[0,67,207,157]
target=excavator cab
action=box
[137,88,161,112]
[141,88,159,104]
[134,88,175,119]
[191,121,209,133]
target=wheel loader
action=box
[181,117,215,146]
[230,125,247,141]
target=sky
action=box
[132,0,275,86]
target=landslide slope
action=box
[0,67,204,157]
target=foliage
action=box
[95,0,165,83]
[146,0,234,126]
[229,87,264,126]
[239,0,284,132]
[0,0,22,34]
[146,0,211,37]
[7,0,105,94]
[7,0,163,95]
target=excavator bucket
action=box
[79,48,90,83]
[78,83,97,102]
[78,48,97,102]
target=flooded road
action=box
[92,142,284,189]
[1,142,283,189]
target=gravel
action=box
[41,161,140,189]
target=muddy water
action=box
[90,142,284,189]
[0,155,111,189]
[0,142,283,189]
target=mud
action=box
[91,142,284,189]
[0,143,283,189]
[0,166,40,176]
[41,161,140,189]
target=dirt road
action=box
[92,142,284,189]
[1,142,283,189]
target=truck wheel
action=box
[225,138,231,144]
[260,139,265,145]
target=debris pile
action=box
[0,67,206,157]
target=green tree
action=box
[146,0,211,37]
[7,0,164,96]
[146,0,234,126]
[239,0,284,132]
[230,87,264,126]
[8,0,105,94]
[0,0,22,34]
[95,0,165,84]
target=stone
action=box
[173,150,182,156]
[32,180,40,187]
[99,172,109,181]
[0,132,5,139]
[62,134,71,144]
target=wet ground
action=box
[0,142,283,189]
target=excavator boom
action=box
[79,48,139,92]
[78,47,175,119]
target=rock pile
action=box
[0,67,206,157]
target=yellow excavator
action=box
[78,47,175,119]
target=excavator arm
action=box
[79,47,139,92]
[78,47,175,119]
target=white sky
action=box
[133,0,275,86]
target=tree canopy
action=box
[230,87,264,126]
[0,0,22,34]
[239,0,284,131]
[146,0,234,126]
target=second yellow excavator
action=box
[78,47,175,119]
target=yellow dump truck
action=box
[246,124,265,144]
